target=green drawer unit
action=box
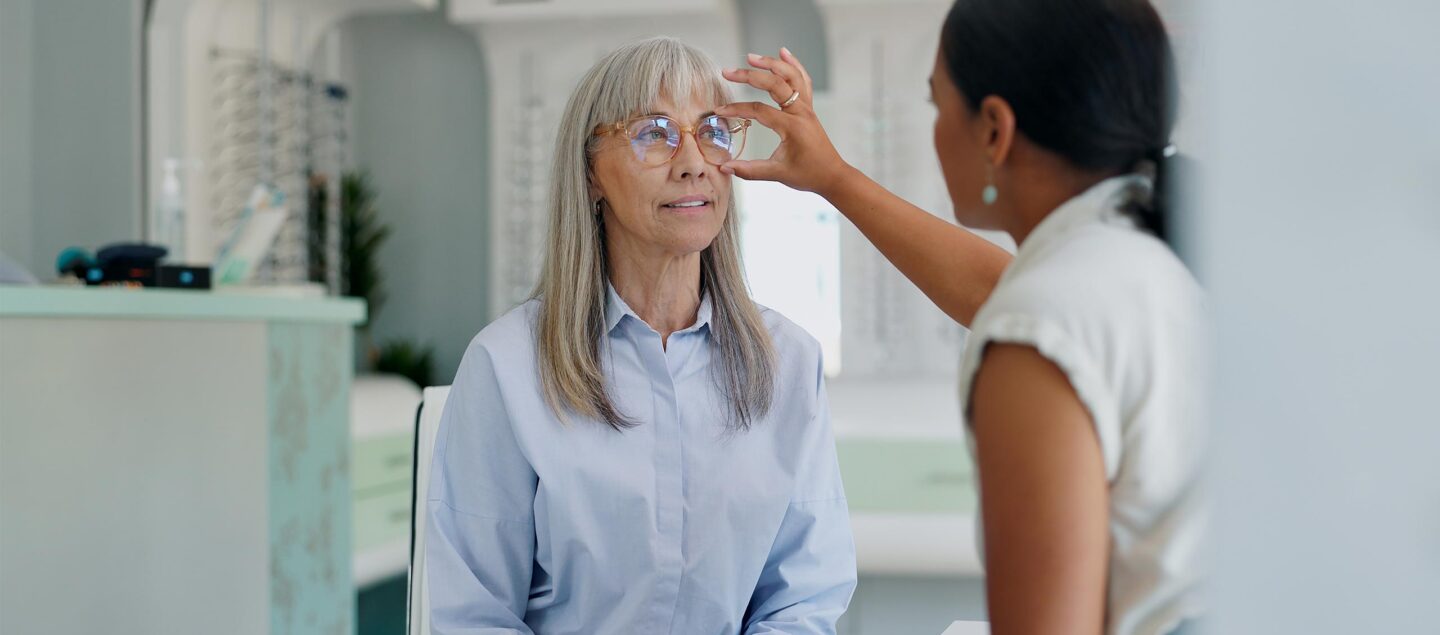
[836,438,977,515]
[353,433,414,494]
[353,432,414,554]
[354,484,413,552]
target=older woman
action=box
[425,37,856,634]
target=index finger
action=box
[714,101,787,131]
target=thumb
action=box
[721,159,784,182]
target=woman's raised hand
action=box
[718,48,855,196]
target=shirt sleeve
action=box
[959,311,1123,481]
[426,341,539,634]
[743,359,858,634]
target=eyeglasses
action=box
[593,114,750,167]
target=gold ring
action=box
[780,91,800,109]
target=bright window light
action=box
[736,180,843,377]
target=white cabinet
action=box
[350,374,422,589]
[0,287,364,635]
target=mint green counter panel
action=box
[837,438,977,515]
[0,286,365,323]
[353,434,414,494]
[267,323,355,635]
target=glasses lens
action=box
[627,117,680,165]
[698,116,744,163]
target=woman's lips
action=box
[662,195,712,213]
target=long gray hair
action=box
[533,37,776,431]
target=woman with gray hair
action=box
[425,37,856,634]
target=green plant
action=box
[306,170,390,324]
[374,339,435,389]
[341,172,391,324]
[305,172,452,389]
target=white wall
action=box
[0,0,35,271]
[343,11,491,384]
[1200,0,1440,632]
[736,0,830,91]
[0,0,144,278]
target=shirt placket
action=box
[633,326,687,632]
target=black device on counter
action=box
[156,264,211,289]
[56,243,212,289]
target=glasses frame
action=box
[593,114,751,167]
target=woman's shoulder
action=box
[755,303,823,366]
[988,224,1201,328]
[753,303,830,411]
[463,298,541,365]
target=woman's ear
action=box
[588,176,607,216]
[587,171,603,206]
[978,95,1017,169]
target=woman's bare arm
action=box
[971,344,1110,634]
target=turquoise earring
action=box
[982,163,998,206]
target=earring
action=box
[594,199,603,215]
[982,162,998,206]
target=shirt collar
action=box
[604,282,713,335]
[1018,174,1146,254]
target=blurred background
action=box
[0,1,1435,634]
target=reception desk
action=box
[0,286,364,635]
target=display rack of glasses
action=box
[496,50,554,310]
[206,48,349,287]
[823,5,968,379]
[859,39,908,370]
[309,81,348,296]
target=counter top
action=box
[836,436,982,577]
[0,285,366,324]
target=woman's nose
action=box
[670,132,709,180]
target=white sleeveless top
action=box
[958,175,1207,635]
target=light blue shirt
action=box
[427,286,857,635]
